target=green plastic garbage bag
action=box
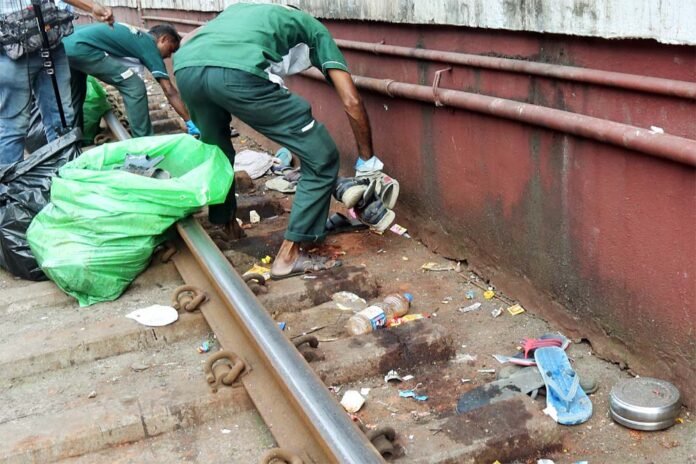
[82,76,111,144]
[27,134,233,306]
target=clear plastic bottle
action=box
[345,293,413,335]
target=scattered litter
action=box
[384,370,403,383]
[441,296,453,304]
[88,390,97,399]
[197,341,212,353]
[332,291,367,311]
[390,224,410,238]
[676,418,685,424]
[233,149,274,179]
[130,362,150,372]
[244,264,271,280]
[277,322,287,331]
[507,304,526,315]
[493,354,517,364]
[649,125,665,134]
[360,388,371,396]
[454,354,478,365]
[402,256,409,261]
[491,307,503,318]
[388,313,428,327]
[399,390,428,401]
[478,369,496,374]
[402,375,414,381]
[341,390,366,413]
[329,385,342,394]
[126,305,178,327]
[458,302,482,313]
[249,210,261,224]
[465,290,475,299]
[261,255,272,264]
[461,378,472,384]
[221,429,232,434]
[302,275,318,280]
[484,289,495,300]
[377,249,386,254]
[421,262,456,272]
[537,460,556,464]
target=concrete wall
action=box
[104,0,696,45]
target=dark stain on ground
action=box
[303,265,379,306]
[371,320,456,372]
[440,396,548,462]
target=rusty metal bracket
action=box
[171,285,207,312]
[259,448,304,464]
[363,426,397,459]
[159,242,177,263]
[292,335,320,363]
[243,273,268,295]
[204,350,247,393]
[432,67,452,107]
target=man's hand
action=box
[91,1,114,25]
[327,68,374,160]
[185,120,201,137]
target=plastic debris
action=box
[461,378,472,384]
[221,429,232,434]
[388,313,428,327]
[507,304,526,315]
[402,256,409,261]
[390,223,410,238]
[88,391,97,399]
[261,255,272,264]
[302,275,318,280]
[277,322,287,331]
[197,341,212,353]
[402,375,414,381]
[384,370,403,383]
[458,302,482,313]
[126,305,178,327]
[399,390,428,401]
[491,307,503,318]
[244,264,271,280]
[455,353,478,365]
[465,290,475,300]
[421,262,456,272]
[360,388,371,396]
[329,385,342,394]
[478,369,496,374]
[249,210,261,224]
[484,289,495,300]
[332,291,367,311]
[340,390,366,413]
[537,460,556,464]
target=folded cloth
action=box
[234,149,274,179]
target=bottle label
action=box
[361,305,386,330]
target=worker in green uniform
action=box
[174,3,385,279]
[63,22,199,137]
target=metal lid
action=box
[610,407,677,431]
[609,377,681,429]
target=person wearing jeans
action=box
[0,0,113,167]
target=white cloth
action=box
[234,149,274,179]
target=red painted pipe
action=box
[302,68,696,167]
[335,39,696,100]
[140,14,696,100]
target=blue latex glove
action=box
[185,120,201,137]
[355,155,384,177]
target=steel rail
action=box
[139,14,696,100]
[301,68,696,167]
[103,115,383,463]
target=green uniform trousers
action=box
[67,45,153,137]
[176,66,339,243]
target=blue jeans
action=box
[0,44,74,166]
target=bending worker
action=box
[174,3,384,279]
[63,22,199,137]
[0,0,113,166]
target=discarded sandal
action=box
[270,254,342,280]
[265,177,297,193]
[456,367,545,414]
[325,212,368,234]
[355,194,395,234]
[534,346,593,425]
[333,176,373,208]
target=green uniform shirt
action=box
[173,3,348,83]
[63,23,169,80]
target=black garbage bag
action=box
[0,128,81,280]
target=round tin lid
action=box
[610,377,681,426]
[610,407,676,431]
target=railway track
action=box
[1,76,692,464]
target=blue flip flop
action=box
[534,346,593,425]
